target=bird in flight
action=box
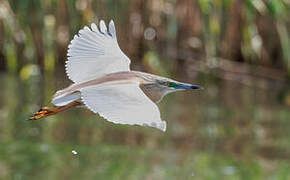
[30,20,203,131]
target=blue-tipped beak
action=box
[175,84,204,90]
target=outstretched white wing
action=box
[80,83,166,131]
[66,20,131,83]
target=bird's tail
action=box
[29,101,82,120]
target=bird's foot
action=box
[29,107,55,120]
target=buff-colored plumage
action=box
[31,20,203,132]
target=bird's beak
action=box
[175,83,204,90]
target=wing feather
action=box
[108,20,116,38]
[99,20,107,34]
[80,83,166,131]
[66,20,130,83]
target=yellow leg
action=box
[29,101,81,120]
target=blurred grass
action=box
[0,0,289,75]
[1,140,290,180]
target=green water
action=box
[0,71,290,180]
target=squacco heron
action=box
[30,20,203,131]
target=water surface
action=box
[0,70,289,180]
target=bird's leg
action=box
[29,101,82,120]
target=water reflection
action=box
[0,70,290,179]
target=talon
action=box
[34,109,49,115]
[29,115,42,120]
[29,107,55,120]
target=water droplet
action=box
[72,150,78,155]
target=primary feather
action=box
[65,20,130,83]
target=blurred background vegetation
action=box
[0,0,289,76]
[0,0,290,179]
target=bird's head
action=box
[139,72,204,93]
[156,80,204,93]
[138,72,204,103]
